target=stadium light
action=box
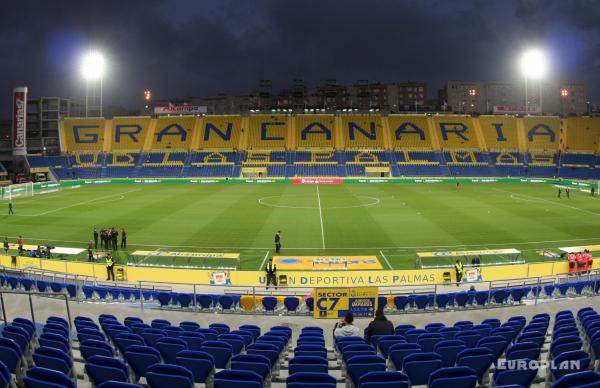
[80,50,106,117]
[80,51,106,81]
[520,48,548,114]
[520,49,547,80]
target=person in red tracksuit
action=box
[585,250,593,273]
[568,253,576,273]
[576,252,586,274]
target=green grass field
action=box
[1,182,599,270]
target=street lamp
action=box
[80,50,106,117]
[520,49,548,114]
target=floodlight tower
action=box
[520,49,547,114]
[80,50,106,117]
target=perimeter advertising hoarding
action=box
[12,86,27,156]
[314,287,378,319]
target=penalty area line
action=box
[379,250,394,270]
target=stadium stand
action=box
[564,117,600,152]
[199,115,243,149]
[62,118,106,152]
[432,115,480,149]
[247,115,289,149]
[295,115,337,149]
[388,115,434,149]
[340,114,386,149]
[110,117,152,151]
[478,116,520,150]
[151,117,196,150]
[23,115,600,180]
[523,116,560,151]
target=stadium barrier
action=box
[12,177,599,189]
[1,266,599,319]
[2,254,597,286]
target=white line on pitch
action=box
[316,184,326,249]
[259,250,270,270]
[12,189,141,217]
[379,250,393,269]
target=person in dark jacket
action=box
[365,309,394,342]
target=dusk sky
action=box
[1,0,599,117]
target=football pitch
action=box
[1,182,599,270]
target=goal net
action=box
[1,182,34,201]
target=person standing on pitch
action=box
[106,253,115,281]
[121,229,127,249]
[17,236,24,256]
[274,230,282,253]
[93,228,99,250]
[3,237,8,254]
[566,187,570,199]
[265,258,277,289]
[557,187,562,198]
[8,202,13,215]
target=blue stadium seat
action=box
[80,339,114,360]
[85,355,129,386]
[146,364,194,388]
[247,343,279,368]
[456,347,495,384]
[32,346,73,376]
[213,369,263,388]
[359,371,409,388]
[493,360,538,387]
[156,337,188,364]
[23,367,76,388]
[289,356,328,375]
[176,350,215,384]
[199,340,233,368]
[428,366,478,388]
[434,339,468,367]
[551,371,600,388]
[178,331,205,351]
[346,355,387,387]
[230,354,271,383]
[124,345,162,382]
[0,360,11,388]
[389,342,421,370]
[286,372,336,388]
[550,350,591,382]
[403,352,443,385]
[114,332,145,355]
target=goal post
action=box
[1,182,34,201]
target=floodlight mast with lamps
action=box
[520,49,547,114]
[80,51,106,117]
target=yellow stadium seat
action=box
[111,117,151,150]
[247,115,288,149]
[295,115,336,148]
[523,117,560,151]
[386,295,395,309]
[388,115,433,149]
[276,295,285,305]
[478,116,519,150]
[340,115,385,149]
[433,115,479,149]
[198,115,242,149]
[62,118,105,152]
[152,116,197,150]
[564,117,600,152]
[240,295,255,311]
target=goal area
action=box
[0,182,34,200]
[416,248,524,269]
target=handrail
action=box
[0,289,72,328]
[1,265,598,314]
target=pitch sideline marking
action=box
[259,250,270,270]
[379,250,393,269]
[316,184,326,249]
[5,235,600,251]
[10,189,141,217]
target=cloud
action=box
[0,0,598,117]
